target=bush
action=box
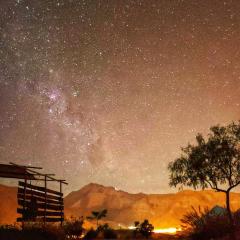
[233,209,240,226]
[103,228,117,239]
[63,216,84,239]
[99,224,117,239]
[0,224,64,240]
[83,224,117,239]
[181,206,233,240]
[83,228,98,240]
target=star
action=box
[0,0,240,194]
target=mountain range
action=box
[1,183,240,229]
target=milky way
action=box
[0,0,240,194]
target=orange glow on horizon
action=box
[153,227,182,234]
[128,226,182,234]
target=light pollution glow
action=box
[153,227,182,234]
[128,226,182,234]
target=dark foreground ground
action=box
[0,227,181,240]
[1,227,240,240]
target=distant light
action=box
[128,226,136,230]
[128,226,182,234]
[153,227,182,234]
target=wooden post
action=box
[44,175,47,226]
[60,181,63,227]
[22,178,27,229]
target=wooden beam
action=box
[19,181,63,196]
[9,162,42,169]
[11,162,68,185]
[17,217,64,223]
[0,172,35,180]
[18,188,62,201]
[18,200,64,211]
[17,208,64,217]
[17,194,63,205]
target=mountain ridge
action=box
[64,183,240,228]
[1,183,240,228]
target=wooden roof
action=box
[0,164,36,180]
[0,162,67,184]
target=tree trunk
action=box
[226,190,233,224]
[226,190,235,240]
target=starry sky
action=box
[0,0,240,194]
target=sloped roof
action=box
[0,164,36,180]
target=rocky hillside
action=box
[64,183,240,228]
[1,183,240,229]
[0,184,18,225]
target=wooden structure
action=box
[0,163,36,180]
[0,162,67,226]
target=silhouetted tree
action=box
[168,122,240,228]
[133,221,140,238]
[63,216,84,239]
[87,209,107,227]
[134,219,154,239]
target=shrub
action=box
[83,223,117,240]
[98,224,117,239]
[63,216,84,239]
[0,224,64,240]
[103,227,117,239]
[83,228,98,240]
[233,209,240,226]
[181,206,233,240]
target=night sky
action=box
[0,0,240,194]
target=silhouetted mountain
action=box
[1,183,240,229]
[64,183,240,228]
[0,184,18,224]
